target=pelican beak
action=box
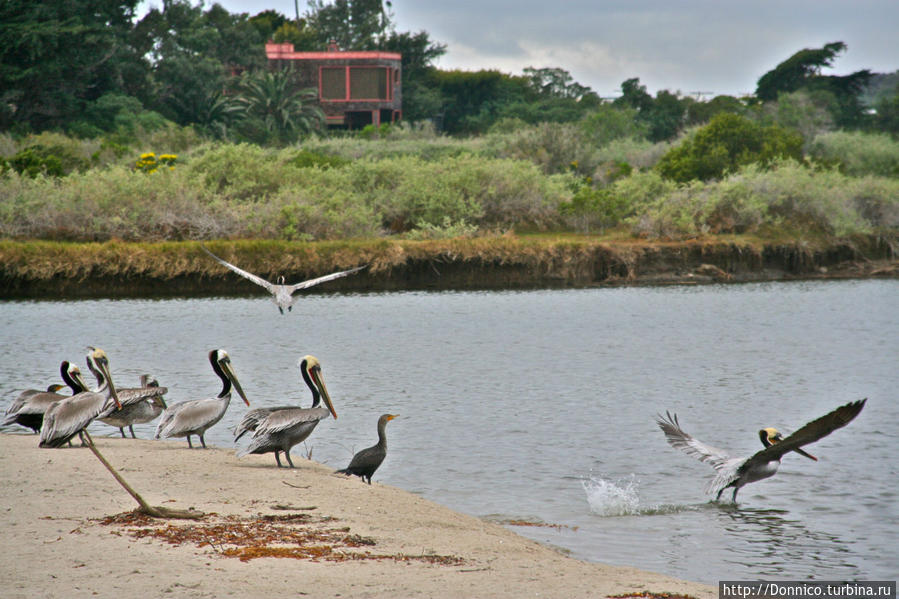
[154,396,168,409]
[794,447,818,461]
[71,369,90,393]
[311,366,337,419]
[221,359,250,406]
[95,356,121,410]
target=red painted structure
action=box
[266,42,402,128]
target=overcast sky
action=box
[139,0,898,98]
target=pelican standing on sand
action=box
[99,373,168,438]
[39,348,121,448]
[236,355,337,467]
[336,414,398,484]
[3,361,85,433]
[201,246,365,314]
[656,399,866,502]
[155,349,249,448]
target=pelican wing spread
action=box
[286,265,366,292]
[202,246,276,293]
[656,411,734,471]
[740,399,867,473]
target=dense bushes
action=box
[655,113,803,183]
[0,126,896,243]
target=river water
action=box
[1,280,896,583]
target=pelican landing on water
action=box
[656,399,866,502]
[236,355,337,468]
[155,349,249,448]
[201,246,365,314]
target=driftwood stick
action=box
[83,431,205,520]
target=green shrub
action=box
[808,131,899,177]
[9,146,65,178]
[288,149,350,169]
[656,113,803,182]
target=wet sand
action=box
[0,433,715,598]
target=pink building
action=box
[265,41,402,129]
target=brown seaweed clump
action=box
[99,510,464,565]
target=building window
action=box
[321,67,346,100]
[350,67,388,99]
[320,66,391,101]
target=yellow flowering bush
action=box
[134,152,178,173]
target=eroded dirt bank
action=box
[1,235,896,298]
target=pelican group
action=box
[201,246,365,314]
[155,349,249,448]
[3,361,84,433]
[656,399,866,502]
[236,355,337,467]
[336,414,398,484]
[39,348,121,448]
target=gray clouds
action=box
[142,0,898,97]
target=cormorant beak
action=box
[220,358,250,406]
[794,447,818,461]
[311,366,337,419]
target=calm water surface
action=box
[1,280,896,583]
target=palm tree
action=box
[233,68,325,144]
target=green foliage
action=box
[656,113,803,182]
[9,147,65,178]
[808,131,899,177]
[559,185,632,233]
[579,104,648,146]
[0,0,149,132]
[288,149,350,170]
[630,160,898,238]
[230,69,325,144]
[760,89,835,146]
[755,42,872,128]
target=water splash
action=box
[582,474,701,517]
[582,474,641,516]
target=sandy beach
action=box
[0,432,715,599]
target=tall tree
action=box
[0,0,147,131]
[134,0,267,126]
[755,42,871,127]
[305,0,393,50]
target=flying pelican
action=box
[99,372,168,439]
[656,399,866,502]
[39,348,121,448]
[155,349,249,448]
[201,245,365,314]
[336,414,398,484]
[3,362,85,433]
[236,355,337,467]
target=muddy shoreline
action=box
[1,235,896,299]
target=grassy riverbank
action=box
[2,233,896,298]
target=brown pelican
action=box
[3,362,85,433]
[99,372,168,439]
[155,349,249,448]
[201,245,365,314]
[656,399,866,502]
[39,348,121,448]
[336,414,398,484]
[236,355,336,467]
